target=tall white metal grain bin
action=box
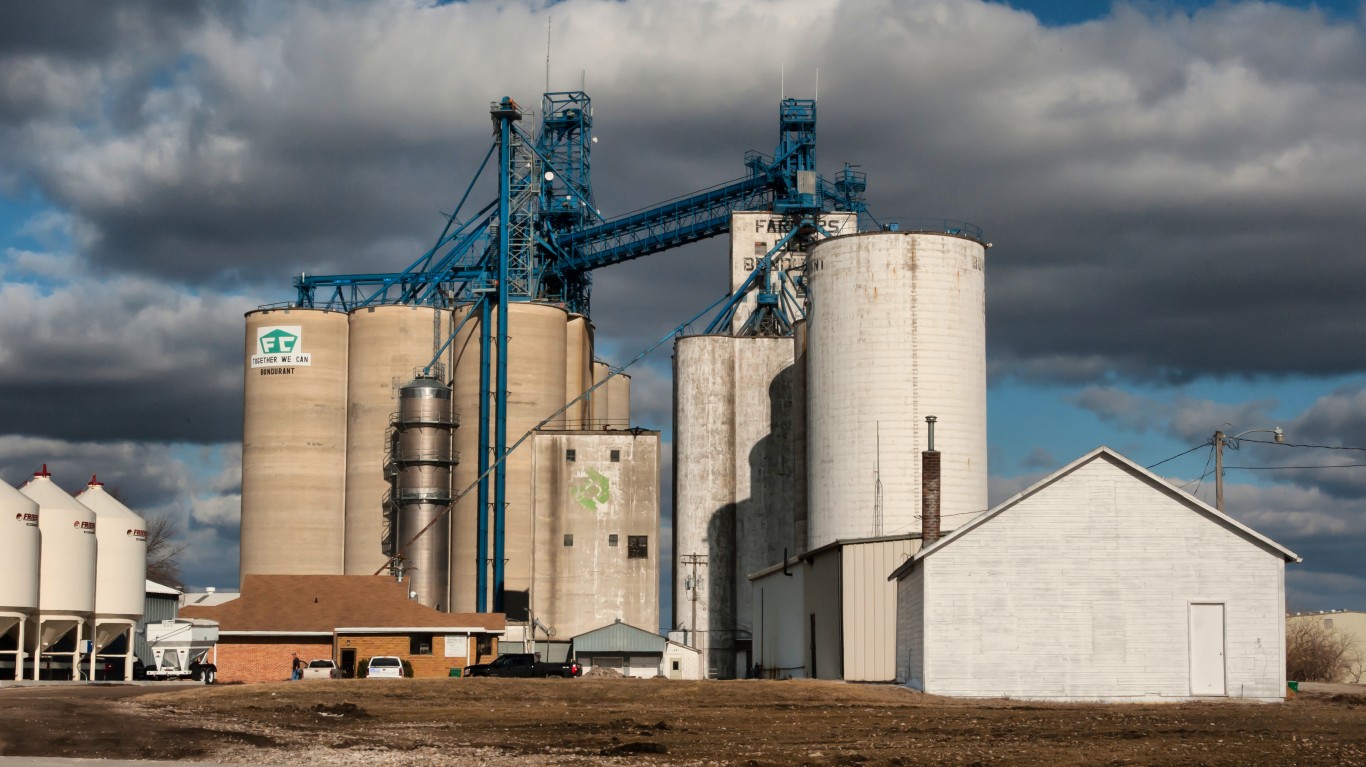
[805,232,988,548]
[344,304,453,576]
[240,307,349,580]
[75,476,146,680]
[0,478,40,680]
[19,466,96,681]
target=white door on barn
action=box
[1189,603,1226,696]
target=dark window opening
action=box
[564,533,574,546]
[609,534,619,547]
[566,449,576,461]
[610,449,621,462]
[628,535,648,559]
[410,634,434,655]
[477,636,493,657]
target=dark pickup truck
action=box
[464,653,582,678]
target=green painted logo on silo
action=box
[258,328,299,354]
[572,469,611,511]
[251,325,312,370]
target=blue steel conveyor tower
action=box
[290,92,869,612]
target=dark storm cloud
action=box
[0,270,250,442]
[0,2,210,59]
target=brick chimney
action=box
[922,416,941,546]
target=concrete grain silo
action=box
[606,372,631,429]
[240,308,349,579]
[449,302,568,615]
[390,374,456,609]
[344,305,453,575]
[565,315,594,428]
[0,478,40,680]
[589,360,611,428]
[673,334,801,679]
[805,232,987,547]
[75,477,146,681]
[19,467,96,680]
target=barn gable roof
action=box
[888,446,1301,582]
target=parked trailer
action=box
[143,619,219,683]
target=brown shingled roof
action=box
[179,575,504,634]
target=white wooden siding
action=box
[921,454,1287,701]
[895,564,925,688]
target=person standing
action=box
[291,653,304,681]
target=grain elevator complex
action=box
[235,90,989,671]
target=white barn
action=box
[890,447,1299,702]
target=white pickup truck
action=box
[301,659,341,680]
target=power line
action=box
[1225,463,1366,471]
[1146,443,1208,469]
[1241,437,1366,451]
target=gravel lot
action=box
[1,679,1364,766]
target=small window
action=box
[566,449,576,461]
[608,534,618,547]
[477,636,493,656]
[628,535,648,559]
[610,449,621,462]
[754,242,766,255]
[564,533,574,547]
[410,634,433,655]
[671,659,681,671]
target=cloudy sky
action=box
[2,0,1364,616]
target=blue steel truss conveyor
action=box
[292,91,870,318]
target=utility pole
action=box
[1214,430,1225,513]
[1212,426,1283,513]
[680,553,706,647]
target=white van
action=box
[366,656,405,679]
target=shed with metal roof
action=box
[569,619,703,679]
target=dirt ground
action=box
[1,679,1365,766]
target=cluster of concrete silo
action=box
[673,218,988,677]
[0,467,147,680]
[240,301,640,623]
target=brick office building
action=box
[180,575,504,683]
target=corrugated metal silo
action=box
[19,467,96,680]
[565,314,594,428]
[450,302,568,614]
[344,304,452,576]
[391,374,455,609]
[240,308,349,579]
[805,232,987,548]
[0,478,40,680]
